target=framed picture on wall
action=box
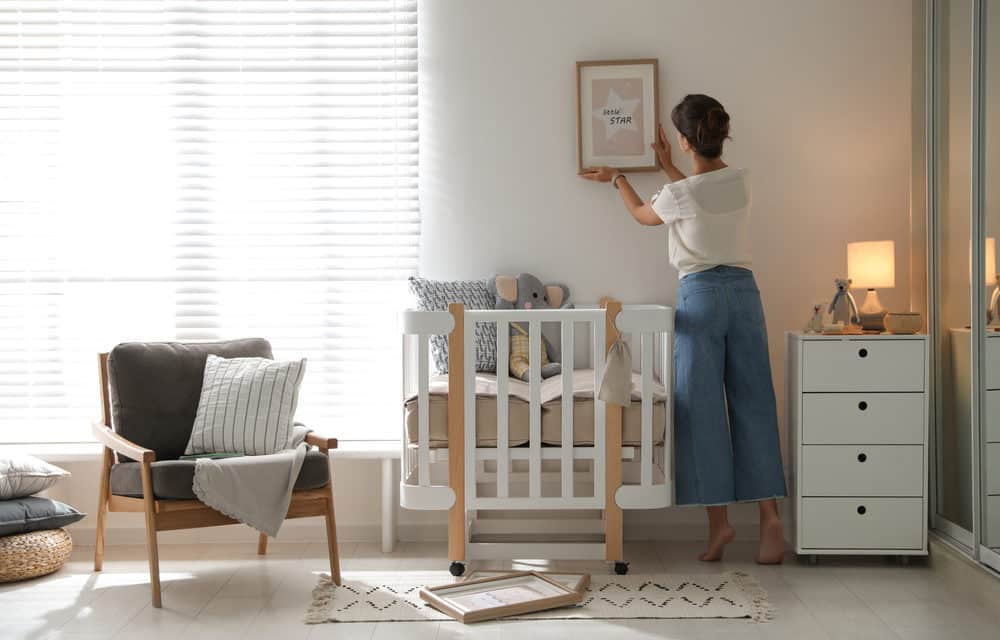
[576,58,659,172]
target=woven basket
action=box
[0,528,73,583]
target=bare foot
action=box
[756,518,785,564]
[698,525,735,562]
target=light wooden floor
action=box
[3,539,1000,640]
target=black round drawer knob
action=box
[858,453,868,463]
[858,348,869,358]
[858,401,868,411]
[857,506,867,515]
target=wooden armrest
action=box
[91,420,155,463]
[305,432,338,452]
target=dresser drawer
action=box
[801,340,925,392]
[800,498,923,550]
[988,443,1000,495]
[986,337,1000,390]
[800,445,923,497]
[987,495,1000,548]
[801,393,924,444]
[987,390,1000,443]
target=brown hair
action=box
[670,94,731,159]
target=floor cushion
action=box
[109,450,330,500]
[0,497,85,536]
[0,454,70,500]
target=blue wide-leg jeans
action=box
[673,266,787,506]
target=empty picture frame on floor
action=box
[419,571,583,623]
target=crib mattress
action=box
[404,369,668,449]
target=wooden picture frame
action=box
[419,571,582,623]
[577,58,660,173]
[464,570,590,595]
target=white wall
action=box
[57,0,916,547]
[418,0,914,532]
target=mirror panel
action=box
[937,0,975,537]
[983,0,1000,553]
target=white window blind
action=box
[0,0,418,443]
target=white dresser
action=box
[786,332,929,562]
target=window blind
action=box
[0,0,418,443]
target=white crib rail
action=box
[561,319,574,499]
[400,304,673,514]
[614,305,675,509]
[496,319,510,498]
[399,310,455,510]
[465,308,607,510]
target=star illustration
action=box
[593,88,641,141]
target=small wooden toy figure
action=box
[828,278,859,326]
[804,303,825,333]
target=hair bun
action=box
[707,106,730,126]
[670,95,731,159]
[704,107,730,138]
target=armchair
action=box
[92,339,341,608]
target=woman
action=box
[580,94,786,564]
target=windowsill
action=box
[1,442,104,462]
[4,439,400,463]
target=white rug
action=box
[306,571,773,624]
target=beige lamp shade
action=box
[967,238,997,284]
[848,240,895,289]
[986,237,997,285]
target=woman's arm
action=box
[578,167,663,226]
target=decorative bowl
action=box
[858,310,888,332]
[885,312,922,335]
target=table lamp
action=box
[848,240,895,332]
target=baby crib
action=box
[399,300,674,575]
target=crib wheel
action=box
[614,562,629,575]
[449,561,466,577]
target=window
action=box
[0,1,418,443]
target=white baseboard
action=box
[68,522,372,546]
[67,517,774,546]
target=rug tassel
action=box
[724,570,776,623]
[304,573,335,624]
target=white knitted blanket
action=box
[191,426,310,537]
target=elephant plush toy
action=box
[490,273,571,381]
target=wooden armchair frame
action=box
[92,352,342,608]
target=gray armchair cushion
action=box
[109,450,330,500]
[107,339,273,461]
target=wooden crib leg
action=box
[604,300,625,566]
[447,303,466,573]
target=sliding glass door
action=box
[930,0,1000,575]
[933,0,975,549]
[980,0,1000,572]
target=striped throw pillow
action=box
[185,355,307,456]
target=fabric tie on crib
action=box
[598,337,633,407]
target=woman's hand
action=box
[578,166,616,182]
[653,124,687,182]
[651,123,672,169]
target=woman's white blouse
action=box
[650,166,753,279]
